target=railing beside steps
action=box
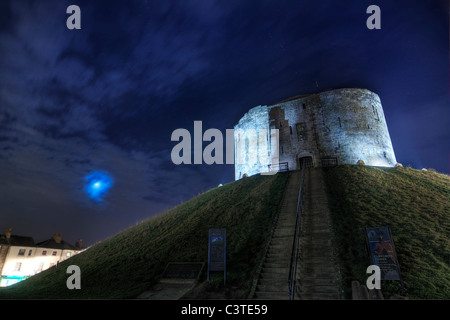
[268,162,289,172]
[287,161,306,300]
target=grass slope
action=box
[0,172,289,299]
[2,165,448,300]
[323,165,450,299]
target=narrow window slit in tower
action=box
[338,117,341,128]
[289,126,292,135]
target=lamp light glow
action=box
[84,171,113,202]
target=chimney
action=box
[52,232,62,244]
[75,239,83,249]
[5,227,12,239]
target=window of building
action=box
[66,252,72,257]
[296,123,306,141]
[302,103,306,110]
[289,126,292,135]
[42,250,47,256]
[28,249,33,256]
[14,262,22,272]
[18,249,26,256]
[52,251,57,256]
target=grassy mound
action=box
[323,165,450,299]
[2,164,448,300]
[0,172,289,299]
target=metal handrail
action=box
[268,162,289,172]
[287,163,306,300]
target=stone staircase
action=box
[252,170,302,299]
[296,168,342,299]
[251,168,342,300]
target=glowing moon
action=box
[84,171,113,202]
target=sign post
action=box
[365,226,404,286]
[207,228,226,287]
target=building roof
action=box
[0,234,35,247]
[36,238,80,251]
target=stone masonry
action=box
[234,88,397,179]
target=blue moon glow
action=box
[84,171,114,202]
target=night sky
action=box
[0,0,448,247]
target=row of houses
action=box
[0,228,84,287]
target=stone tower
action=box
[234,88,396,180]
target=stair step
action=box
[302,266,336,273]
[267,246,292,252]
[263,262,291,268]
[298,278,339,286]
[267,249,292,255]
[262,267,290,274]
[259,272,288,280]
[300,248,334,254]
[301,271,337,279]
[272,231,295,236]
[266,251,291,257]
[256,284,287,293]
[258,278,287,286]
[297,284,340,293]
[265,257,291,264]
[254,291,288,300]
[270,237,294,243]
[297,292,340,300]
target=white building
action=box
[0,229,84,287]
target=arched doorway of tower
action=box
[297,151,315,169]
[298,156,313,169]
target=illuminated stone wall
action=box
[234,105,270,180]
[234,88,397,179]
